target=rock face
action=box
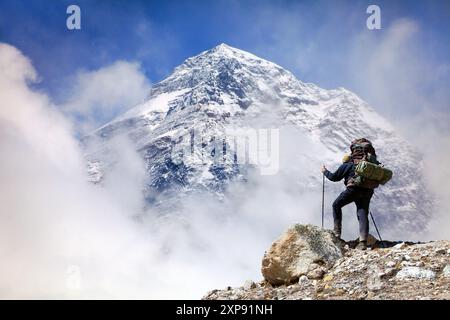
[203,224,450,300]
[261,224,343,285]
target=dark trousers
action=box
[332,187,374,241]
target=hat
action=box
[342,154,351,163]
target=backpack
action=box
[350,138,377,164]
[347,138,393,188]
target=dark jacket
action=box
[324,162,356,186]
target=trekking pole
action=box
[369,211,385,248]
[321,173,325,229]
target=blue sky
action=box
[1,0,449,124]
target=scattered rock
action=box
[366,266,384,291]
[243,280,257,290]
[307,263,320,272]
[396,267,436,280]
[415,261,425,267]
[367,277,383,291]
[394,242,408,249]
[335,288,346,296]
[401,261,414,267]
[298,275,309,284]
[442,265,450,278]
[382,268,396,277]
[207,289,219,295]
[307,268,326,280]
[386,261,396,268]
[203,225,450,300]
[323,274,333,282]
[261,224,343,285]
[254,292,265,300]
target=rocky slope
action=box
[203,224,450,300]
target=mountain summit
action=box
[111,42,314,121]
[84,44,432,236]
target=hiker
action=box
[321,138,380,250]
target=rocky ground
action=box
[203,225,450,300]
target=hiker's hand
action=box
[321,165,327,173]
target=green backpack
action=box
[355,160,393,185]
[347,138,393,188]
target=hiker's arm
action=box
[323,164,348,182]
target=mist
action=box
[1,29,449,299]
[347,19,450,240]
[229,2,450,240]
[0,43,326,298]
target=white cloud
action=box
[1,11,449,296]
[0,43,212,298]
[399,112,450,241]
[0,43,307,298]
[62,60,151,132]
[241,9,450,239]
[0,43,149,298]
[0,44,81,172]
[345,19,450,240]
[348,19,425,118]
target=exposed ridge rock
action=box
[203,224,450,300]
[261,224,343,285]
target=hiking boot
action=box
[355,240,367,250]
[333,225,342,239]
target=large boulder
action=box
[261,224,344,285]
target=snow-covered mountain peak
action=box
[205,43,256,58]
[85,44,432,236]
[112,44,323,125]
[183,42,283,70]
[158,42,305,97]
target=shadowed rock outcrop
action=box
[261,224,343,285]
[203,224,450,300]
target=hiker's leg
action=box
[332,188,356,236]
[355,190,374,241]
[356,208,369,241]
